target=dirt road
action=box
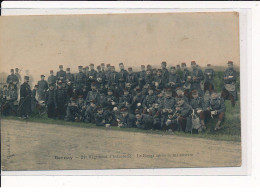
[1,119,241,171]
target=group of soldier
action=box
[0,60,238,133]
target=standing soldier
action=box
[154,69,166,90]
[108,66,118,88]
[66,68,75,85]
[161,61,169,85]
[204,64,215,94]
[75,66,86,92]
[138,65,146,88]
[143,86,156,111]
[5,83,18,116]
[168,66,181,96]
[48,70,57,86]
[46,84,57,119]
[86,82,100,105]
[101,63,105,72]
[204,90,226,130]
[118,63,128,91]
[176,64,183,78]
[56,65,66,83]
[15,68,22,94]
[55,80,67,120]
[0,85,9,115]
[88,63,97,82]
[31,84,39,114]
[181,62,190,86]
[119,88,133,112]
[126,67,138,90]
[7,69,19,90]
[18,76,31,119]
[221,61,237,107]
[37,75,48,101]
[96,65,105,90]
[190,61,204,96]
[103,88,118,111]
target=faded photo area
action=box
[0,13,241,171]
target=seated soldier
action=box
[95,106,107,126]
[86,82,100,105]
[189,90,206,131]
[77,95,87,121]
[135,109,154,130]
[175,97,193,132]
[149,103,162,130]
[2,83,18,116]
[0,85,9,115]
[132,87,144,112]
[116,106,136,128]
[175,87,189,103]
[46,84,57,119]
[65,98,80,122]
[103,88,118,111]
[118,88,133,111]
[143,85,156,111]
[84,99,97,124]
[203,90,226,131]
[160,88,175,111]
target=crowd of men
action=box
[0,61,238,133]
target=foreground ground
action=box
[1,119,241,171]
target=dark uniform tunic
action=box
[56,70,66,83]
[18,82,31,117]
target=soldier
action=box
[66,68,75,84]
[65,98,80,122]
[131,87,144,112]
[189,90,206,131]
[181,62,190,84]
[221,61,237,107]
[160,88,175,110]
[31,84,39,114]
[55,80,67,120]
[190,61,204,96]
[37,75,48,101]
[77,95,87,121]
[48,70,57,86]
[116,106,136,128]
[25,70,34,88]
[126,67,138,90]
[161,61,169,85]
[46,83,57,119]
[15,68,22,93]
[176,64,183,78]
[175,97,193,132]
[6,69,19,90]
[75,66,86,91]
[18,76,31,119]
[147,64,152,72]
[103,88,118,111]
[88,63,97,82]
[94,106,108,126]
[168,66,181,95]
[56,65,66,83]
[107,66,118,87]
[96,65,105,89]
[154,69,166,89]
[0,85,9,115]
[101,63,105,72]
[119,88,133,112]
[118,63,128,90]
[204,90,226,130]
[3,83,18,116]
[86,82,100,104]
[84,99,97,124]
[138,65,146,87]
[175,87,189,103]
[144,70,154,86]
[135,109,154,130]
[143,86,156,111]
[204,64,215,94]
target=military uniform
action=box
[117,107,136,128]
[84,102,97,123]
[55,84,67,119]
[37,75,48,101]
[75,71,86,90]
[18,77,31,118]
[48,72,57,86]
[56,69,66,83]
[175,100,193,132]
[7,70,19,90]
[204,65,215,94]
[65,100,80,122]
[46,85,57,118]
[190,63,204,96]
[135,113,154,130]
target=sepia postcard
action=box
[0,12,242,172]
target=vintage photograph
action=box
[0,12,241,171]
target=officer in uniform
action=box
[18,76,31,118]
[135,109,154,130]
[204,90,226,130]
[46,83,57,119]
[221,61,237,107]
[37,75,48,101]
[144,70,154,86]
[116,106,136,128]
[160,88,175,110]
[204,64,215,94]
[94,106,108,126]
[15,68,22,94]
[55,80,67,120]
[48,70,57,86]
[56,65,66,83]
[190,61,204,97]
[7,69,19,90]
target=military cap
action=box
[207,64,211,67]
[97,105,103,111]
[3,85,7,88]
[120,106,128,112]
[50,70,54,73]
[66,68,70,71]
[24,76,29,80]
[49,83,54,87]
[211,90,218,94]
[86,66,89,69]
[111,66,115,69]
[135,109,141,114]
[10,69,14,72]
[128,67,132,71]
[157,69,162,72]
[148,85,154,90]
[123,87,129,91]
[181,63,186,67]
[107,88,113,92]
[228,61,233,65]
[59,65,63,68]
[119,63,124,66]
[176,87,183,91]
[106,64,111,67]
[15,68,19,70]
[147,64,151,68]
[97,66,101,69]
[191,90,198,94]
[90,63,94,67]
[141,65,145,68]
[78,66,83,69]
[91,81,96,86]
[161,61,167,66]
[191,61,196,65]
[135,87,141,92]
[90,99,96,103]
[177,65,180,68]
[41,75,45,78]
[71,97,76,101]
[170,66,176,70]
[101,63,105,66]
[57,80,62,84]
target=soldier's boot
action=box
[201,120,207,131]
[214,120,222,131]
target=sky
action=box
[0,12,239,82]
